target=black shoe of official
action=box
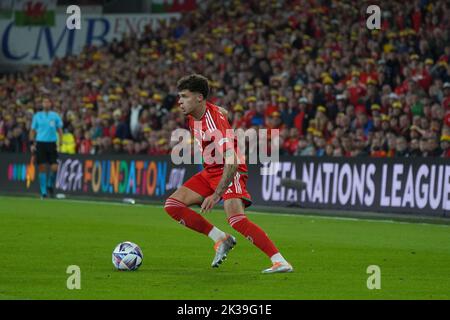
[40,194,48,200]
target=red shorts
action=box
[184,169,252,207]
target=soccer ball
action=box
[112,241,143,271]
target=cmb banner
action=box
[0,153,449,216]
[0,12,179,66]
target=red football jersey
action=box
[187,102,247,174]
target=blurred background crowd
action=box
[0,0,449,157]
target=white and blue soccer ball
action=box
[112,241,143,271]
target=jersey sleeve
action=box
[56,114,63,129]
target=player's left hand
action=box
[200,193,220,214]
[30,143,36,154]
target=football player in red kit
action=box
[164,74,293,273]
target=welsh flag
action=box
[151,0,196,13]
[14,0,56,26]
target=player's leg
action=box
[164,173,233,267]
[165,182,227,242]
[38,164,48,198]
[221,171,293,273]
[47,142,58,197]
[224,198,293,273]
[36,143,48,198]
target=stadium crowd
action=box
[0,0,449,157]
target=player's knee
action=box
[224,198,245,215]
[164,197,186,221]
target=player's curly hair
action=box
[177,74,210,99]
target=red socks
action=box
[165,199,279,259]
[164,198,214,235]
[228,214,279,258]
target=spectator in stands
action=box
[409,138,421,157]
[295,137,315,157]
[394,136,410,157]
[60,126,76,154]
[0,0,449,158]
[440,135,450,157]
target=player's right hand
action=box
[200,193,220,214]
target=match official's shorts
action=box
[184,169,252,207]
[36,142,58,165]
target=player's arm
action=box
[213,108,238,197]
[200,148,238,213]
[29,115,37,153]
[56,114,63,149]
[29,129,37,153]
[29,129,36,142]
[57,128,63,149]
[213,148,238,198]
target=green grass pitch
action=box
[0,195,449,300]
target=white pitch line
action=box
[243,210,450,228]
[0,196,147,208]
[1,196,449,228]
[61,198,147,207]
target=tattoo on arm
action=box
[214,149,238,197]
